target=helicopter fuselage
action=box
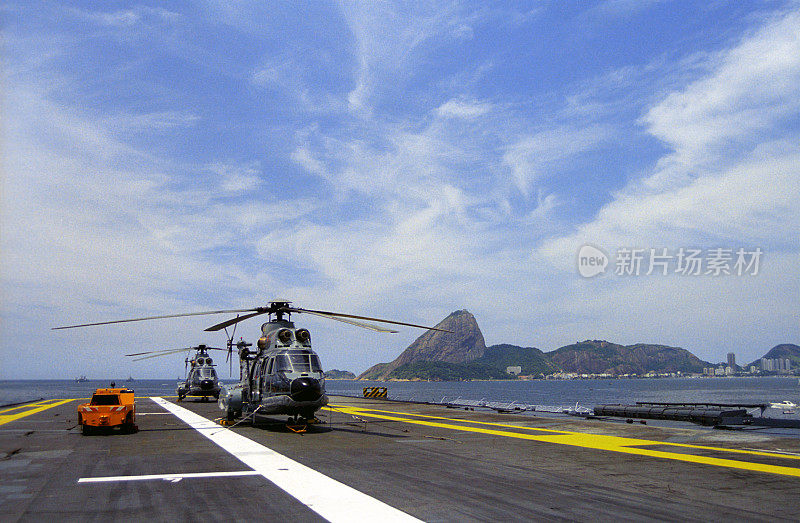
[219,319,328,422]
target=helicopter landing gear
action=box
[286,415,308,433]
[177,393,185,402]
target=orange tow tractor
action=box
[78,388,138,435]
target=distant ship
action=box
[75,376,88,382]
[126,376,135,382]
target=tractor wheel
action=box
[122,412,136,434]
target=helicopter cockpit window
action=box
[200,368,216,379]
[90,394,119,405]
[289,354,311,372]
[275,354,291,372]
[311,354,322,372]
[288,353,323,373]
[267,358,274,375]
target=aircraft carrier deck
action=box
[2,395,800,521]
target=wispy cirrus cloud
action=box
[502,125,613,196]
[435,98,493,119]
[338,0,476,114]
[75,6,181,27]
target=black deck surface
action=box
[2,395,800,522]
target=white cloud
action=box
[502,125,611,196]
[642,10,800,166]
[339,1,473,114]
[75,6,181,28]
[103,111,201,132]
[207,161,262,193]
[290,146,327,177]
[435,98,492,119]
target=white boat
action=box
[770,400,797,409]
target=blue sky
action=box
[2,1,799,379]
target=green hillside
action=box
[473,344,558,376]
[387,361,508,381]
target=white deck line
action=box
[149,397,421,523]
[79,470,261,483]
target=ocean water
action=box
[0,379,181,406]
[3,377,798,413]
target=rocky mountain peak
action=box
[358,309,486,379]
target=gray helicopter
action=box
[208,301,447,426]
[125,344,224,401]
[54,300,447,427]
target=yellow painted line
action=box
[0,399,77,426]
[0,399,81,415]
[332,404,800,478]
[333,404,800,461]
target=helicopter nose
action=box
[290,377,321,402]
[200,379,214,391]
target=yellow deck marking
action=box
[0,399,77,426]
[336,404,800,461]
[332,404,800,478]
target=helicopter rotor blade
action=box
[224,316,239,378]
[290,307,451,333]
[204,310,267,332]
[126,346,225,357]
[298,310,398,333]
[132,348,192,361]
[127,347,191,358]
[125,347,194,357]
[126,349,180,357]
[53,309,260,330]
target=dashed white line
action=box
[150,396,421,523]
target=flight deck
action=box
[2,395,800,521]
